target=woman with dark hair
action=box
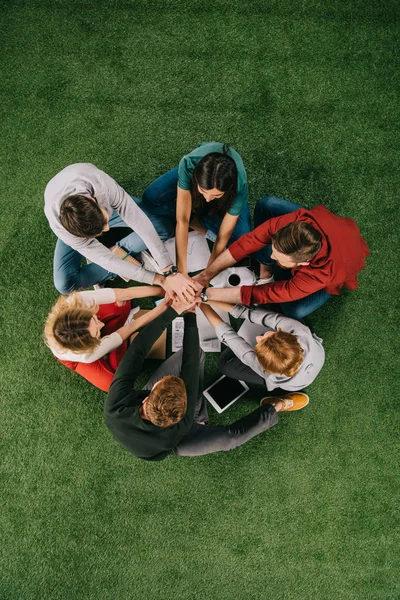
[142,142,251,276]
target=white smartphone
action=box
[203,375,249,414]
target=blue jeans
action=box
[254,195,331,319]
[142,167,252,243]
[53,197,174,294]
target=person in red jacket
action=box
[194,195,370,319]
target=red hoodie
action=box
[229,205,370,306]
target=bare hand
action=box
[183,298,201,314]
[190,277,204,294]
[192,271,210,290]
[163,290,172,303]
[171,296,200,315]
[163,273,197,303]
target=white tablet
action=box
[203,375,249,414]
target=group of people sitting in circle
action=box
[43,142,369,460]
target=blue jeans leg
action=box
[115,197,175,255]
[279,289,331,319]
[142,166,179,220]
[268,252,332,318]
[53,238,114,294]
[200,201,252,245]
[254,196,304,266]
[53,195,174,293]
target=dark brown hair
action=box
[191,145,238,217]
[146,376,187,427]
[255,330,304,377]
[272,221,322,263]
[59,195,106,237]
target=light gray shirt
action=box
[44,163,172,284]
[215,305,325,391]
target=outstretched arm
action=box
[116,300,170,342]
[106,306,178,412]
[75,287,162,307]
[101,169,172,272]
[199,304,224,328]
[179,312,201,423]
[206,299,236,313]
[193,248,236,289]
[201,306,265,383]
[175,186,193,276]
[113,286,163,303]
[205,286,242,304]
[207,213,239,266]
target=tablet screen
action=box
[205,376,248,411]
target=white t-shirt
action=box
[49,289,124,364]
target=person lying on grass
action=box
[200,301,325,394]
[44,285,166,392]
[104,296,309,461]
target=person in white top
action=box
[44,163,196,302]
[44,286,168,392]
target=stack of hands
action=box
[160,272,207,303]
[160,271,211,314]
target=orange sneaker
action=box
[260,393,309,412]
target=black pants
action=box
[173,404,278,457]
[145,348,279,457]
[218,348,290,398]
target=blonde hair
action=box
[255,330,304,377]
[44,293,100,354]
[146,376,187,427]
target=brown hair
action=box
[191,145,238,217]
[255,330,304,377]
[145,376,187,427]
[272,221,322,263]
[44,293,100,354]
[59,195,106,237]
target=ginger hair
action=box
[255,330,304,377]
[145,376,187,427]
[44,293,100,354]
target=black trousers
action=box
[218,348,290,398]
[145,348,279,457]
[173,403,278,457]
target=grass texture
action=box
[1,1,399,599]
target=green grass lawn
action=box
[1,1,398,599]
